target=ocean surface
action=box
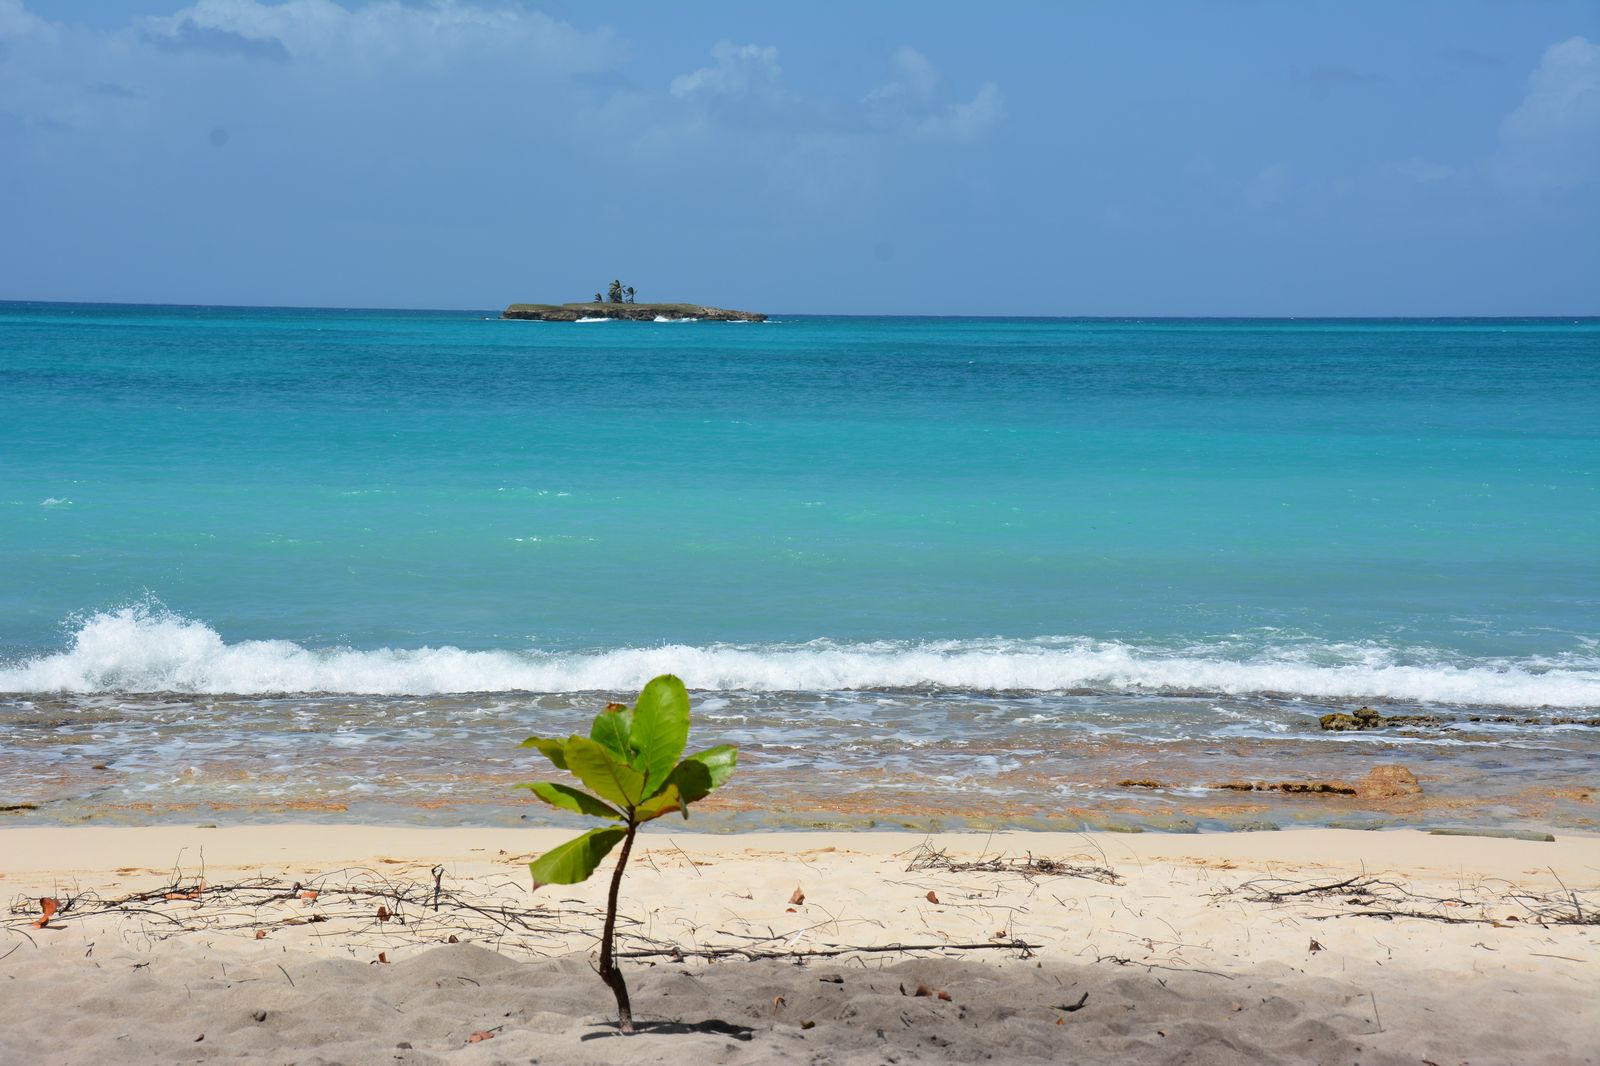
[2,303,1597,830]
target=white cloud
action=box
[866,46,939,106]
[915,82,1003,141]
[1495,35,1600,191]
[866,47,1002,141]
[134,0,622,73]
[670,41,783,100]
[0,0,50,42]
[0,0,627,141]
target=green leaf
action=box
[629,674,690,792]
[665,744,738,805]
[589,703,634,760]
[518,735,568,771]
[633,784,683,823]
[528,827,627,886]
[516,781,622,821]
[687,744,738,787]
[564,735,646,810]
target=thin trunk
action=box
[597,822,637,1033]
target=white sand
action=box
[2,825,1597,1064]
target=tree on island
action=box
[593,292,603,304]
[624,286,635,304]
[608,279,624,304]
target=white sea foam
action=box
[2,606,1597,707]
[653,315,697,322]
[574,316,611,323]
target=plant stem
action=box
[598,821,637,1033]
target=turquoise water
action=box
[2,304,1596,826]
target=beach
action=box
[3,309,1597,1062]
[3,825,1596,1063]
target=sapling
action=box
[517,674,736,1033]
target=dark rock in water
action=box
[1278,781,1357,795]
[1202,767,1420,800]
[1319,706,1445,731]
[1116,779,1165,789]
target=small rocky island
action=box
[503,279,765,322]
[503,302,766,322]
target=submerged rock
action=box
[1126,765,1425,801]
[1319,707,1445,731]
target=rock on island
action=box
[502,302,766,322]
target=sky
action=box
[2,0,1598,315]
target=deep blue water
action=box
[1,303,1596,708]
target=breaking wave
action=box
[2,606,1596,708]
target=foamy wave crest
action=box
[2,606,1597,707]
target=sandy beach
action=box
[3,825,1595,1064]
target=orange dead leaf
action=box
[773,995,786,1009]
[376,905,391,922]
[785,907,797,913]
[377,952,389,964]
[467,1031,495,1044]
[913,984,952,1001]
[926,891,940,904]
[254,929,267,940]
[447,934,459,944]
[32,897,58,929]
[789,886,805,906]
[299,890,318,901]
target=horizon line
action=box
[2,298,1598,321]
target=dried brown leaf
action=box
[32,897,58,929]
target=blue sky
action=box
[2,0,1597,314]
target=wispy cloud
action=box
[1495,35,1600,192]
[670,41,784,101]
[143,18,289,63]
[866,46,1003,141]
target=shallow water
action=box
[2,305,1596,828]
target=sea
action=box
[2,303,1596,832]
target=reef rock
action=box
[1354,764,1422,799]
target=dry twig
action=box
[903,843,1121,886]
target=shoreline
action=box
[4,825,1596,1063]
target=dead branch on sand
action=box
[3,867,1040,964]
[1212,874,1597,926]
[903,842,1122,885]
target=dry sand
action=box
[2,825,1596,1064]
